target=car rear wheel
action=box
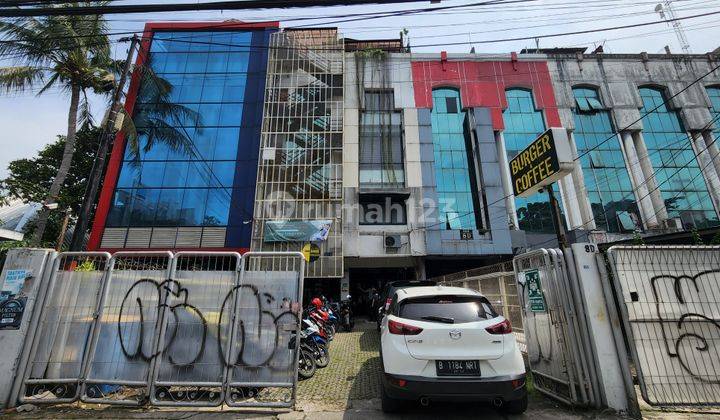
[500,394,528,415]
[381,385,404,413]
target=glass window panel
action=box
[117,165,140,188]
[587,97,604,110]
[211,162,236,187]
[503,88,562,233]
[570,87,637,232]
[204,189,230,226]
[445,97,458,113]
[198,103,222,127]
[185,163,212,188]
[106,189,134,227]
[163,53,187,73]
[639,87,718,228]
[138,135,169,161]
[219,103,243,126]
[206,53,230,73]
[185,52,209,72]
[359,91,404,188]
[111,28,255,235]
[227,52,250,72]
[576,97,591,112]
[129,189,160,226]
[178,75,203,102]
[201,77,225,102]
[214,127,240,160]
[431,88,479,230]
[155,189,185,226]
[161,161,189,187]
[179,188,208,226]
[136,162,165,188]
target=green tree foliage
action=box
[0,126,101,245]
[0,2,114,245]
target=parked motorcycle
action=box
[290,329,318,380]
[340,295,354,332]
[309,298,336,341]
[291,297,338,380]
[303,319,330,368]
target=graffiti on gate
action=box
[118,278,300,368]
[650,270,720,384]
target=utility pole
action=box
[55,208,71,251]
[655,1,691,54]
[545,184,568,249]
[70,36,138,251]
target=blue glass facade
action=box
[106,29,272,248]
[502,89,562,233]
[573,88,639,232]
[639,87,719,228]
[430,88,479,230]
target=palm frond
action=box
[0,19,55,66]
[0,66,46,93]
[144,119,196,157]
[119,108,139,161]
[37,72,60,95]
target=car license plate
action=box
[436,360,480,376]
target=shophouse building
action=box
[88,22,720,298]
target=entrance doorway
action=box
[303,278,341,305]
[349,267,415,319]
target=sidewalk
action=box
[4,322,718,419]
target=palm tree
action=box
[0,2,114,245]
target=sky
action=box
[1,0,720,178]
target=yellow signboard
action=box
[301,243,321,263]
[509,128,573,198]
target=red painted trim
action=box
[410,60,561,130]
[88,26,154,250]
[144,21,279,32]
[98,247,251,254]
[88,21,278,250]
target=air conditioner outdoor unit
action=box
[663,218,683,230]
[384,234,402,249]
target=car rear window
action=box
[398,295,498,324]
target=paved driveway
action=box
[5,321,709,419]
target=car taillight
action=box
[388,319,423,335]
[485,319,512,334]
[384,297,392,310]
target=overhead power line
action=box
[3,5,720,55]
[0,0,521,17]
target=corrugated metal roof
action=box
[0,200,40,240]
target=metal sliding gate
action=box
[16,251,304,408]
[514,249,599,407]
[607,246,720,406]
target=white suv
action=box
[379,286,527,413]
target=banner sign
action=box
[524,269,547,312]
[509,128,573,198]
[0,269,29,330]
[264,220,332,243]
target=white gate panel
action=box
[150,252,241,407]
[82,252,173,405]
[20,253,110,403]
[16,251,305,409]
[226,252,305,408]
[514,249,596,407]
[608,246,720,405]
